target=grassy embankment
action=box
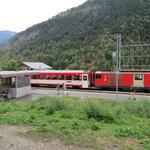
[0,97,150,150]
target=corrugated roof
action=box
[22,62,52,70]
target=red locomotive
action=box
[30,70,150,91]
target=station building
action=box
[0,71,36,98]
[22,62,53,70]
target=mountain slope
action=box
[0,31,16,44]
[0,0,149,70]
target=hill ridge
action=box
[0,0,149,70]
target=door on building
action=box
[133,74,144,87]
[82,74,89,88]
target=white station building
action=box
[0,71,36,98]
[22,62,52,70]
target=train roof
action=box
[37,70,89,73]
[95,71,150,74]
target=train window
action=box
[59,75,64,80]
[135,75,143,80]
[38,74,43,79]
[96,74,102,79]
[74,75,80,80]
[46,75,50,80]
[66,75,72,80]
[83,76,87,81]
[32,75,36,79]
[52,75,57,80]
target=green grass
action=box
[0,96,150,150]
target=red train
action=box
[30,70,150,92]
[94,71,150,92]
[31,70,91,88]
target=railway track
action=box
[32,87,150,96]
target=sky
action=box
[0,0,87,32]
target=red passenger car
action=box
[31,70,91,88]
[94,71,150,91]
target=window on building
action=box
[12,77,16,87]
[66,75,72,80]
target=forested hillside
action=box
[0,0,149,70]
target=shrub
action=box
[115,126,150,139]
[117,100,150,118]
[84,101,114,123]
[0,103,11,114]
[30,103,36,109]
[115,128,136,137]
[90,122,100,130]
[45,99,67,115]
[139,139,150,150]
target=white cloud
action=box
[0,0,87,32]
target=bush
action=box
[45,99,67,115]
[115,126,150,139]
[117,100,150,118]
[139,139,150,150]
[90,122,100,130]
[0,103,11,114]
[115,128,136,137]
[84,101,115,123]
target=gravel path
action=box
[0,125,92,150]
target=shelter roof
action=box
[0,71,37,78]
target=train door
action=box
[133,74,144,87]
[82,74,88,88]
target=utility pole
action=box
[116,34,121,101]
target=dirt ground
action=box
[0,125,92,150]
